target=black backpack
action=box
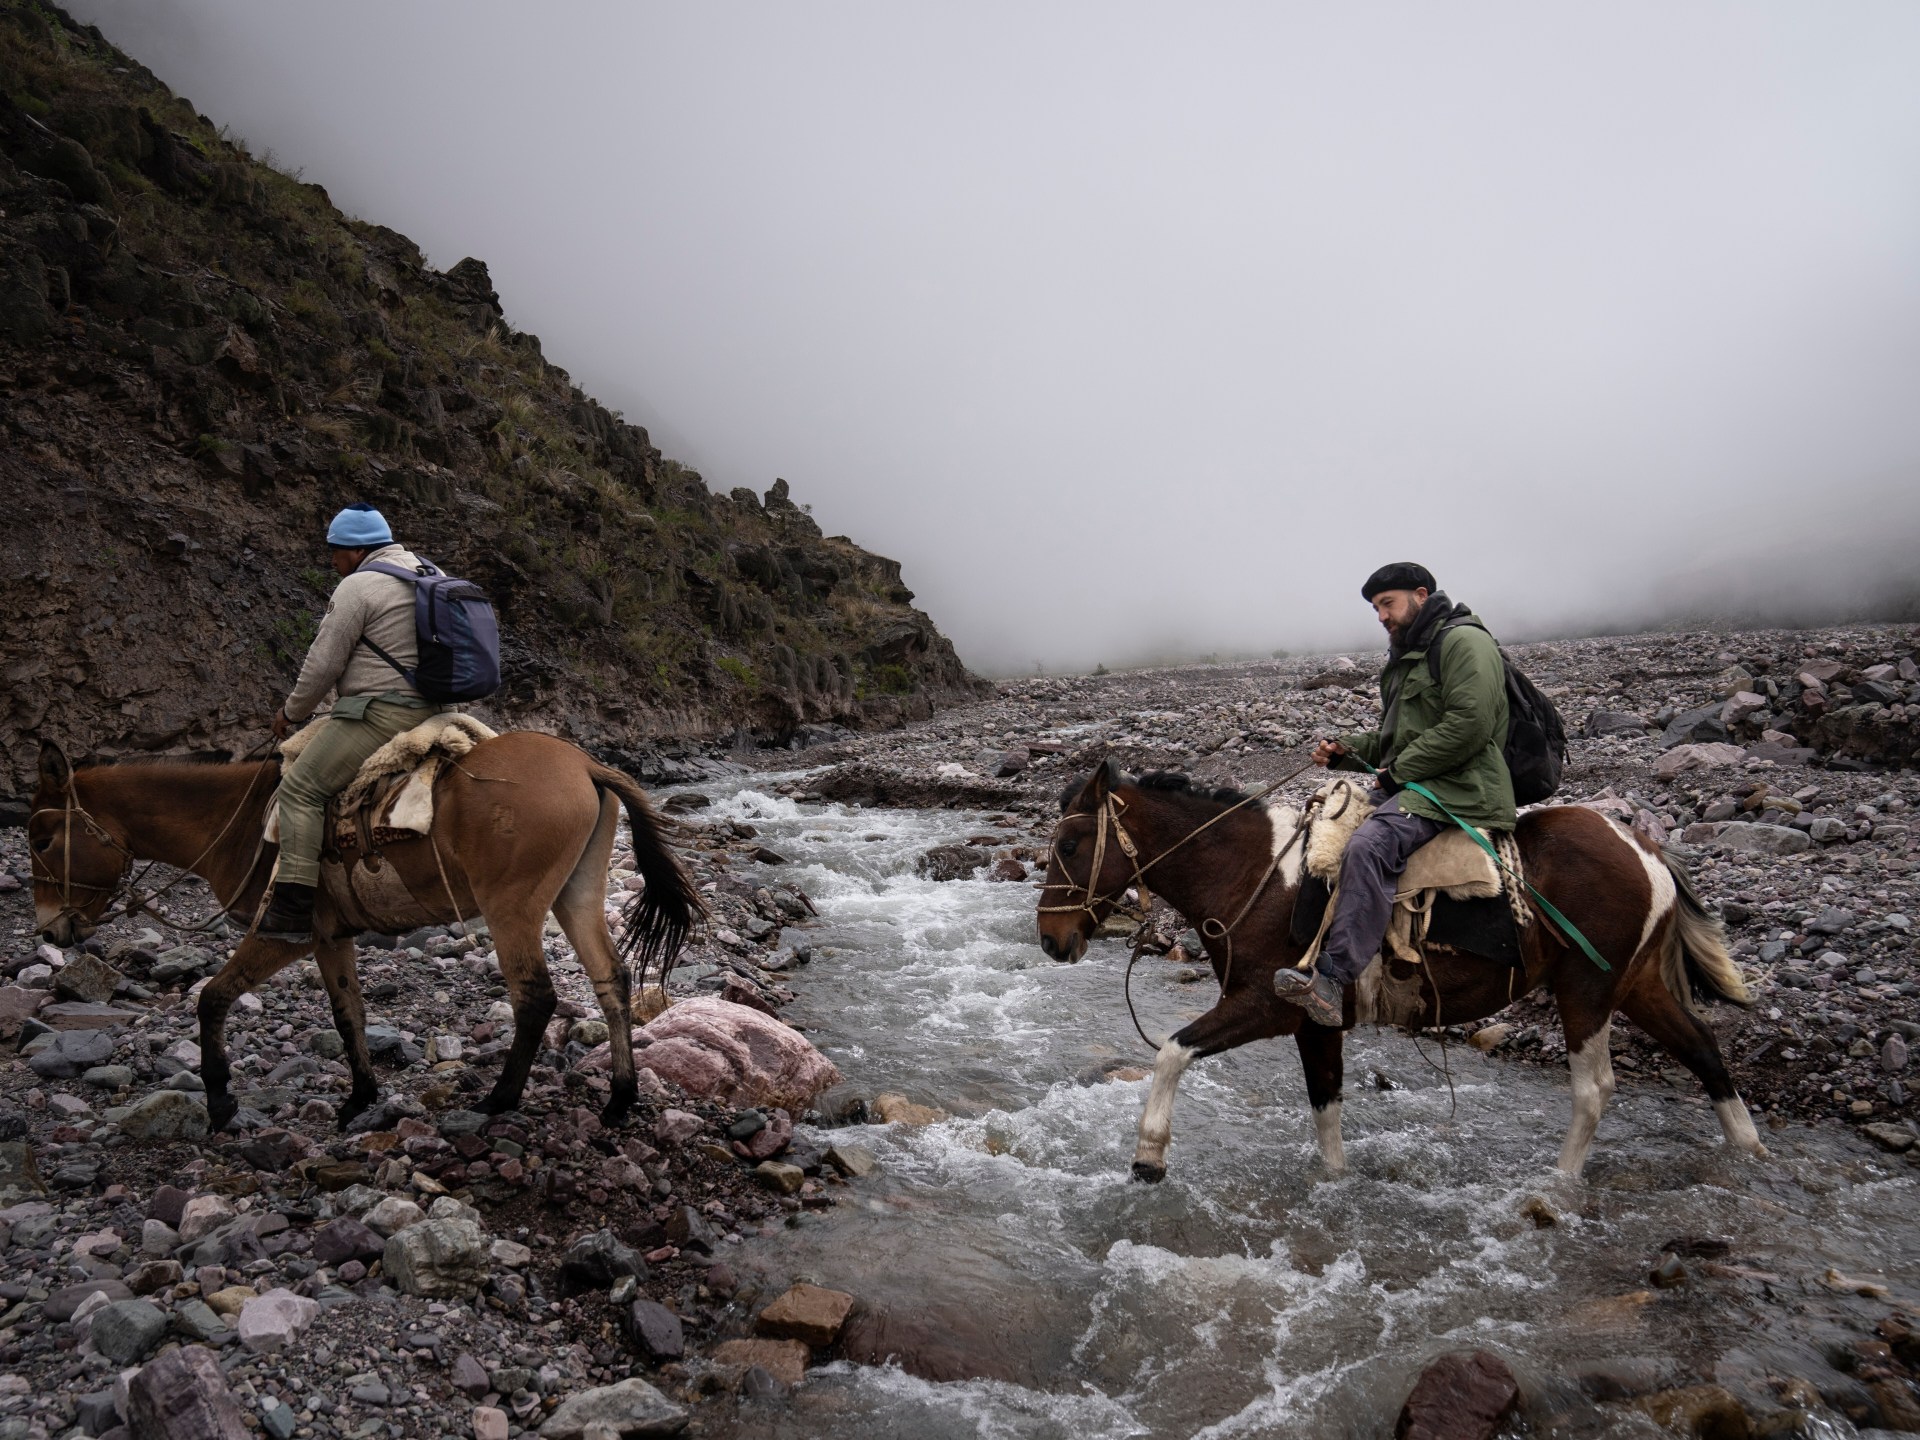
[1427,620,1566,806]
[359,559,503,703]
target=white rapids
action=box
[688,782,1920,1440]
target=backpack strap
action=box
[354,558,434,683]
[357,634,412,684]
[1425,617,1485,683]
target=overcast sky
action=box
[71,1,1920,673]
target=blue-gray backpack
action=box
[358,559,502,703]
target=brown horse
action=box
[1036,760,1764,1180]
[28,735,700,1132]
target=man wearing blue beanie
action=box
[257,504,441,941]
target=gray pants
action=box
[1318,792,1445,986]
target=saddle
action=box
[266,712,499,855]
[1292,778,1530,1028]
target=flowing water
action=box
[696,782,1917,1438]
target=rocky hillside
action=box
[0,2,986,808]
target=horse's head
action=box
[28,742,129,946]
[1036,758,1140,963]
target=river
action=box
[692,782,1917,1438]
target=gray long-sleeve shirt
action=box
[284,543,429,722]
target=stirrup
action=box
[1278,971,1345,1027]
[1272,966,1316,996]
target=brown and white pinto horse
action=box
[1036,761,1764,1180]
[28,736,700,1133]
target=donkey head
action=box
[28,742,128,946]
[1036,758,1137,963]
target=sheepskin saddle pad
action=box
[266,712,499,846]
[1300,777,1528,968]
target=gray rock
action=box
[171,1298,230,1343]
[1808,817,1849,843]
[117,1091,211,1142]
[1712,823,1811,857]
[260,1399,296,1440]
[623,1299,685,1363]
[824,1143,877,1178]
[382,1218,488,1298]
[126,1344,250,1440]
[558,1229,648,1293]
[0,1141,45,1198]
[150,946,212,984]
[53,953,123,1004]
[47,1279,133,1321]
[27,1028,115,1078]
[91,1299,168,1364]
[1806,907,1855,935]
[1885,1035,1910,1073]
[83,1065,135,1090]
[539,1378,688,1438]
[916,844,987,882]
[1659,703,1729,749]
[1583,710,1649,738]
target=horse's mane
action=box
[1136,771,1250,808]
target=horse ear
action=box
[1085,756,1124,801]
[38,741,72,793]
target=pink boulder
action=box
[634,998,841,1113]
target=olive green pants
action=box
[275,700,434,886]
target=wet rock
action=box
[712,1339,810,1387]
[751,1161,804,1194]
[126,1344,250,1440]
[824,1142,877,1178]
[757,1283,856,1346]
[1517,1194,1559,1229]
[663,1205,717,1253]
[635,997,841,1112]
[538,1377,688,1437]
[1394,1351,1519,1440]
[1468,1025,1510,1053]
[384,1218,489,1298]
[117,1091,211,1142]
[91,1299,168,1364]
[1636,1385,1752,1440]
[623,1299,685,1363]
[916,844,988,882]
[873,1092,946,1126]
[558,1229,648,1294]
[1649,1253,1687,1288]
[1861,1122,1915,1153]
[235,1288,320,1355]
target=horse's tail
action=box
[1658,848,1750,1014]
[588,761,706,985]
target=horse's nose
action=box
[1039,933,1060,960]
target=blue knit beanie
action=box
[326,503,393,548]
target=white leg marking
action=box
[1265,805,1304,890]
[1607,817,1676,958]
[1556,1022,1617,1176]
[1714,1097,1770,1159]
[1313,1100,1346,1174]
[1134,1039,1197,1174]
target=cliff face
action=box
[0,3,987,805]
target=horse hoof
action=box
[207,1095,238,1133]
[599,1098,634,1129]
[1131,1160,1166,1184]
[476,1092,519,1117]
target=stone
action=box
[653,1110,703,1146]
[1395,1350,1520,1440]
[126,1260,184,1295]
[205,1286,257,1317]
[117,1091,211,1142]
[27,1027,115,1077]
[560,1230,648,1293]
[1884,1035,1910,1073]
[41,1001,142,1028]
[1583,710,1649,738]
[473,1407,510,1440]
[1712,823,1811,857]
[1635,1385,1752,1440]
[452,1353,491,1398]
[126,1344,250,1440]
[311,1216,384,1266]
[1861,1123,1915,1153]
[825,1143,877,1178]
[177,1195,236,1244]
[664,1205,718,1253]
[1658,704,1730,749]
[1808,817,1848,843]
[383,1218,489,1298]
[53,953,124,1004]
[917,844,987,882]
[634,997,841,1112]
[757,1284,856,1346]
[712,1339,810,1387]
[361,1196,426,1237]
[1467,1025,1510,1053]
[623,1299,685,1363]
[1653,742,1747,780]
[1722,691,1767,726]
[235,1288,320,1355]
[149,1184,191,1228]
[0,985,47,1038]
[873,1092,946,1126]
[491,1237,532,1267]
[538,1377,689,1437]
[84,1064,136,1090]
[260,1400,296,1440]
[0,1141,45,1198]
[90,1299,169,1364]
[46,1279,132,1322]
[752,1161,805,1195]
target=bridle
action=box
[25,746,279,940]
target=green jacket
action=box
[1336,601,1516,832]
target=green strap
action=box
[1390,776,1612,974]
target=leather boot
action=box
[257,882,316,943]
[1274,967,1345,1027]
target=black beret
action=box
[1360,562,1436,601]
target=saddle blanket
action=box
[265,712,498,845]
